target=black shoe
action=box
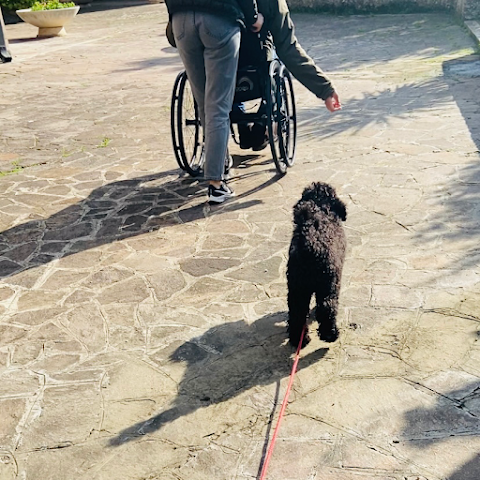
[238,124,252,150]
[251,123,269,151]
[208,183,235,204]
[251,137,269,151]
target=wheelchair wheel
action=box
[170,71,204,176]
[277,67,296,168]
[266,60,297,175]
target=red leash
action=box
[258,325,306,480]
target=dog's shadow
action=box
[108,312,328,446]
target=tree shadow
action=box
[297,53,480,275]
[290,12,480,275]
[411,56,480,275]
[402,379,480,479]
[0,168,271,280]
[108,311,328,446]
[411,55,480,275]
[293,13,468,74]
[297,77,454,142]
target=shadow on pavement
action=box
[415,55,480,275]
[298,54,480,275]
[0,168,273,280]
[418,55,480,274]
[297,75,455,141]
[111,50,183,72]
[108,311,329,446]
[402,379,480,479]
[447,455,480,480]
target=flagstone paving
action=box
[1,3,480,479]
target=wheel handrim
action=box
[267,61,287,174]
[171,72,186,170]
[178,78,203,174]
[277,71,296,167]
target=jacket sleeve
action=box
[268,0,335,101]
[236,0,259,28]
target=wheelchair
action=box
[170,29,297,176]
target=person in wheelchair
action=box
[237,0,341,151]
[166,0,264,203]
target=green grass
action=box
[0,161,24,177]
[97,136,111,148]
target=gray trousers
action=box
[172,11,240,181]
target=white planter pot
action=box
[16,6,80,37]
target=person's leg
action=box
[172,12,207,132]
[198,13,240,185]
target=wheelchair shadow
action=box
[108,311,328,446]
[232,153,273,170]
[0,167,273,281]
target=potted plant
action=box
[16,0,79,37]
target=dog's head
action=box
[299,182,347,221]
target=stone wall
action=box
[287,0,477,16]
[463,0,480,18]
[442,0,480,18]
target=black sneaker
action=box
[208,183,235,204]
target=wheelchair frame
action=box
[170,40,297,176]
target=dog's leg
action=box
[315,290,340,343]
[287,285,312,349]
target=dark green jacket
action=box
[259,0,334,100]
[165,0,259,29]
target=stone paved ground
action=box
[1,3,480,479]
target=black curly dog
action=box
[287,182,347,349]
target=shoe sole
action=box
[208,193,235,204]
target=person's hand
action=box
[325,92,342,112]
[251,13,264,33]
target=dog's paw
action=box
[289,331,311,349]
[318,326,339,343]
